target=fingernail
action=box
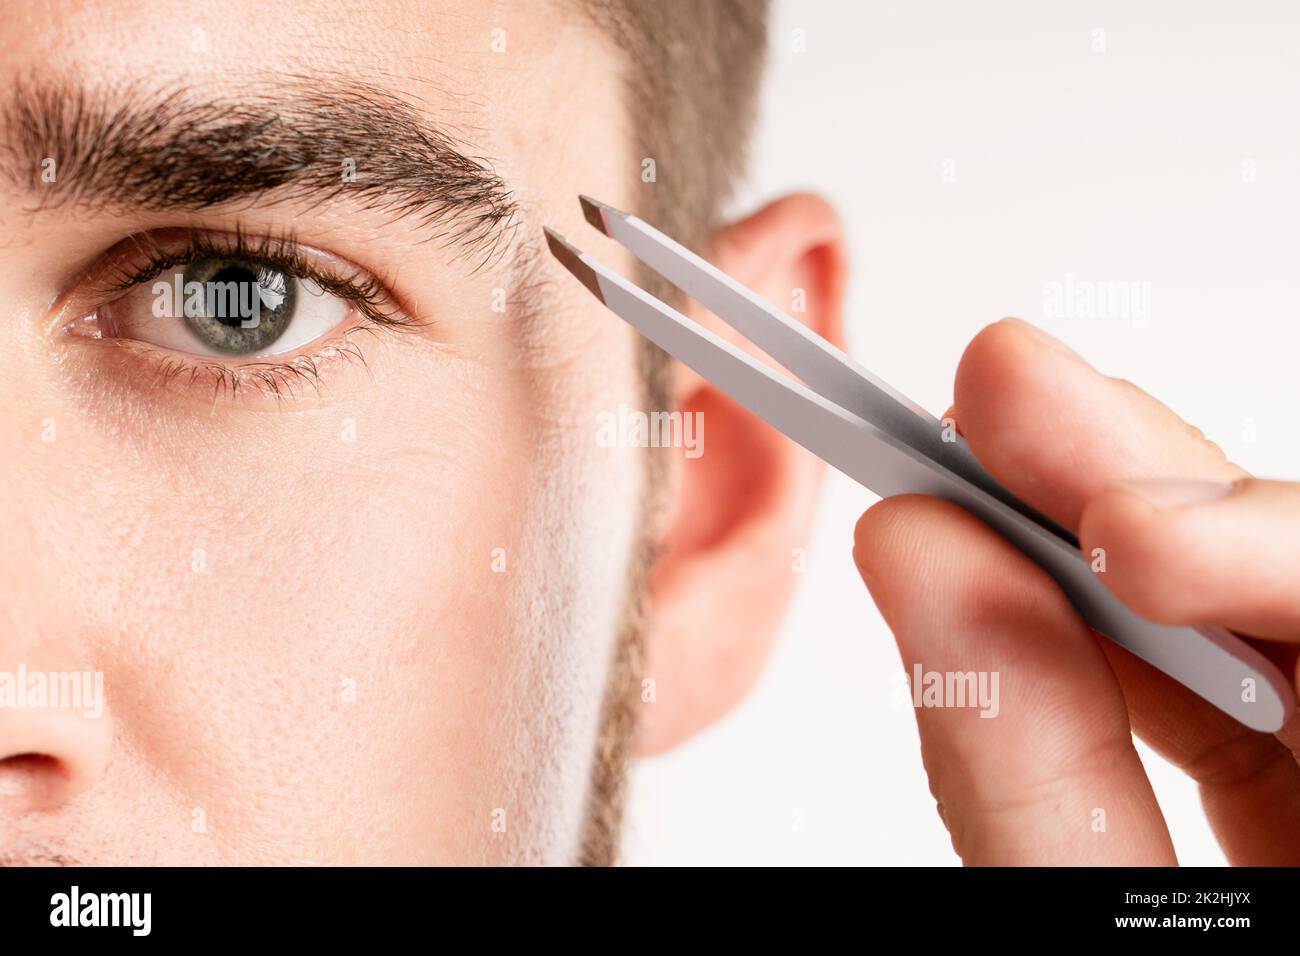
[1004,317,1081,361]
[1113,478,1240,510]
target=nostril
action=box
[0,753,68,803]
[0,703,113,809]
[0,753,62,772]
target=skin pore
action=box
[0,0,845,864]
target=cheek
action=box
[33,324,645,863]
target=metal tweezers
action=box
[544,196,1294,732]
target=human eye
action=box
[59,228,420,400]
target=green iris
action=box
[182,257,296,354]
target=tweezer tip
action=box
[579,194,619,234]
[542,227,604,303]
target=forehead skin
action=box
[0,0,646,863]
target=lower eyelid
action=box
[59,322,380,408]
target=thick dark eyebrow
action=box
[0,74,520,265]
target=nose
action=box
[0,670,112,812]
[0,344,114,814]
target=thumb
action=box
[854,494,1176,864]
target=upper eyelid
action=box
[78,227,423,331]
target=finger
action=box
[854,495,1177,865]
[1079,477,1300,862]
[1080,477,1300,641]
[949,318,1300,862]
[952,318,1247,530]
[1098,641,1300,865]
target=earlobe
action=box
[638,193,848,755]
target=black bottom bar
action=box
[0,866,1290,943]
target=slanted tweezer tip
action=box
[542,226,604,303]
[578,194,619,234]
[578,195,607,234]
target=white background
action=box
[623,0,1300,865]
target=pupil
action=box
[181,256,296,355]
[207,265,259,329]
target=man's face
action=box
[0,0,650,864]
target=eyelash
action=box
[82,228,422,401]
[101,227,410,329]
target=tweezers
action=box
[544,196,1295,732]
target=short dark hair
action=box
[575,0,772,866]
[582,0,770,262]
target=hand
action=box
[852,318,1300,865]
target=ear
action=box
[639,193,848,755]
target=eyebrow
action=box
[0,74,521,265]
